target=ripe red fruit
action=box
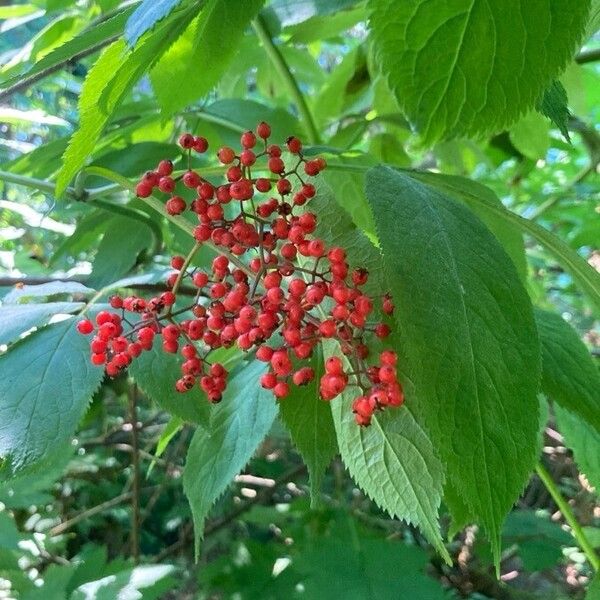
[183,170,201,188]
[136,181,153,197]
[217,147,236,164]
[273,381,289,398]
[166,196,186,215]
[286,136,302,153]
[77,319,94,335]
[157,159,173,176]
[179,133,194,149]
[171,255,185,270]
[241,130,256,149]
[193,136,208,153]
[91,352,106,365]
[256,121,271,139]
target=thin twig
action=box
[575,47,600,65]
[535,462,600,571]
[152,464,307,562]
[252,15,321,144]
[129,384,141,564]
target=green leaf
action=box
[415,171,600,313]
[587,574,600,600]
[0,443,74,508]
[56,10,192,196]
[266,0,361,27]
[509,112,550,160]
[150,0,264,117]
[0,319,103,472]
[554,404,600,492]
[88,215,152,288]
[320,155,377,237]
[71,565,176,600]
[328,346,449,561]
[147,416,183,477]
[0,512,21,551]
[295,514,446,600]
[183,361,278,556]
[502,509,571,571]
[368,0,591,143]
[538,80,571,141]
[285,4,366,43]
[0,302,84,345]
[3,281,94,304]
[365,166,540,564]
[0,7,133,88]
[125,0,185,47]
[129,345,211,425]
[278,349,338,505]
[406,172,528,283]
[536,309,600,434]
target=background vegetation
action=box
[0,0,598,598]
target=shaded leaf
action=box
[555,404,600,492]
[129,345,211,425]
[0,319,103,471]
[538,80,571,140]
[0,302,84,345]
[536,309,600,433]
[278,349,338,504]
[183,361,278,556]
[365,166,540,563]
[368,0,591,143]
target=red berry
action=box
[193,136,208,153]
[157,160,173,176]
[241,130,256,149]
[166,196,186,215]
[136,181,153,197]
[218,147,236,164]
[77,319,94,335]
[256,121,271,139]
[286,136,302,153]
[179,133,194,149]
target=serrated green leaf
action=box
[124,0,185,47]
[555,405,600,492]
[365,166,540,565]
[328,346,449,561]
[3,281,94,304]
[150,0,264,117]
[129,345,211,425]
[413,171,600,313]
[538,80,571,141]
[278,349,338,505]
[88,215,152,288]
[183,361,278,557]
[0,302,84,345]
[407,172,528,284]
[368,0,591,144]
[0,319,103,472]
[536,309,600,434]
[509,112,550,160]
[56,11,192,196]
[320,155,377,237]
[0,7,133,89]
[0,443,74,508]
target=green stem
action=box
[535,462,600,571]
[0,169,78,199]
[252,15,321,145]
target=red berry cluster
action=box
[78,122,403,425]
